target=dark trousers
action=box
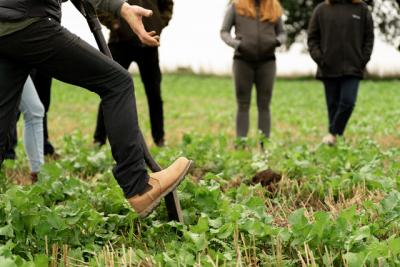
[94,42,164,144]
[322,77,360,136]
[0,18,148,198]
[6,70,55,156]
[30,70,55,155]
[233,59,276,138]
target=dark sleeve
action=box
[158,0,174,28]
[97,10,118,30]
[220,4,241,49]
[88,0,125,17]
[274,17,287,46]
[362,6,374,66]
[307,6,323,65]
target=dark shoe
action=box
[128,157,192,218]
[155,138,165,147]
[30,172,39,183]
[44,141,55,156]
[44,141,61,160]
[4,149,16,160]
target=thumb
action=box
[135,6,153,17]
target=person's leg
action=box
[30,70,55,155]
[19,76,45,177]
[322,79,341,134]
[93,42,133,145]
[0,58,30,167]
[0,18,149,197]
[136,47,164,146]
[233,59,255,138]
[0,19,192,218]
[255,60,276,138]
[5,115,18,160]
[331,77,360,136]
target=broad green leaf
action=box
[344,252,367,267]
[0,225,13,238]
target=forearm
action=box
[221,4,239,49]
[275,18,287,46]
[221,31,240,49]
[307,10,323,64]
[362,9,374,65]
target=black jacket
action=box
[307,0,374,79]
[0,0,122,22]
[0,0,63,21]
[98,0,174,45]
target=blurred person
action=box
[308,0,374,145]
[220,0,286,147]
[0,0,191,218]
[94,0,174,148]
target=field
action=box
[0,74,399,266]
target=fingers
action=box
[139,31,160,47]
[134,6,153,17]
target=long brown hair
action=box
[235,0,283,22]
[326,0,363,4]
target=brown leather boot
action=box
[128,157,192,218]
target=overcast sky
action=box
[61,0,400,77]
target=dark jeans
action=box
[322,77,360,136]
[94,42,164,145]
[0,18,148,198]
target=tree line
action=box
[282,0,400,50]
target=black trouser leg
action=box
[0,18,148,198]
[94,105,107,145]
[93,42,132,145]
[323,77,359,136]
[5,114,18,158]
[331,77,359,135]
[137,47,164,144]
[254,60,276,138]
[233,59,255,138]
[0,58,29,167]
[30,69,54,155]
[94,43,165,145]
[323,79,341,134]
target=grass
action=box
[1,74,400,266]
[43,75,400,148]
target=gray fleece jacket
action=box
[221,3,286,62]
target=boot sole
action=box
[139,160,193,218]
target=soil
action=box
[251,169,282,192]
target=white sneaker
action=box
[322,134,337,146]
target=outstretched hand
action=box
[120,3,160,47]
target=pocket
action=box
[260,37,277,56]
[238,38,257,59]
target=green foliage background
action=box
[0,75,399,266]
